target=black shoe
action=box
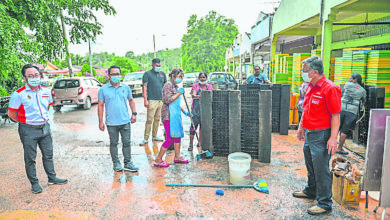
[188,145,193,151]
[31,183,43,194]
[48,177,68,185]
[124,161,139,172]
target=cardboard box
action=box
[332,173,362,205]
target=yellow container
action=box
[332,173,361,206]
[293,109,299,124]
[290,93,297,109]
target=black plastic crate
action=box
[353,85,385,145]
[212,91,230,156]
[239,85,248,90]
[240,90,261,159]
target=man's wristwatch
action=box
[132,112,137,116]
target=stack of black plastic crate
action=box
[239,84,281,133]
[353,85,385,145]
[240,89,260,159]
[270,84,281,133]
[211,90,230,157]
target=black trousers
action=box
[18,123,56,184]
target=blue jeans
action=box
[302,129,332,210]
[107,123,131,164]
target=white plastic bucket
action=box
[228,152,251,185]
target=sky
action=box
[69,0,280,57]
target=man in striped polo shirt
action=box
[8,64,67,194]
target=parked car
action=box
[40,76,50,87]
[208,72,238,90]
[183,73,198,87]
[51,77,102,112]
[122,72,143,96]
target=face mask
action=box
[174,78,182,84]
[111,76,121,84]
[301,71,312,83]
[199,81,208,85]
[28,78,41,87]
[155,67,161,72]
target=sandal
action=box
[174,157,189,164]
[336,150,349,155]
[153,161,170,167]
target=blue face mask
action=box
[301,71,312,83]
[174,78,182,84]
[28,78,41,87]
[155,67,161,72]
[111,76,121,84]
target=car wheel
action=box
[53,105,62,112]
[83,97,91,110]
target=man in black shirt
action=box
[140,58,167,145]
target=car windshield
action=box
[124,73,143,82]
[184,74,196,79]
[54,80,80,89]
[209,74,224,81]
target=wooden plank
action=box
[200,90,213,153]
[228,91,241,153]
[258,90,272,163]
[380,116,390,207]
[280,84,290,135]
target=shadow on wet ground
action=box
[0,94,389,219]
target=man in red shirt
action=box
[293,56,341,215]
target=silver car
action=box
[123,72,143,96]
[183,73,198,87]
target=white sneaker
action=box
[139,139,148,145]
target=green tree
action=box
[135,49,182,73]
[0,0,116,94]
[80,63,97,77]
[92,52,115,67]
[181,11,238,73]
[0,86,9,96]
[125,51,135,59]
[72,54,88,66]
[111,57,139,74]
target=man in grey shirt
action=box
[140,58,167,145]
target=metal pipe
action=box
[320,0,324,25]
[333,22,390,25]
[166,183,253,188]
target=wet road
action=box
[0,88,389,219]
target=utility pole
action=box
[147,55,149,70]
[60,10,73,77]
[88,39,93,75]
[180,50,183,69]
[153,34,156,58]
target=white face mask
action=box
[301,71,312,83]
[199,81,208,85]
